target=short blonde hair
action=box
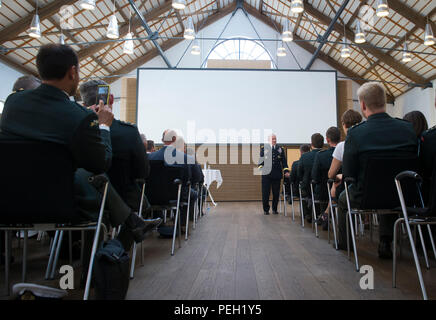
[357,82,386,111]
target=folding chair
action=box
[298,182,306,227]
[327,179,339,249]
[146,160,184,256]
[393,170,436,300]
[129,179,146,279]
[0,140,108,300]
[343,156,418,271]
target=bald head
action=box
[162,129,177,146]
[268,134,277,146]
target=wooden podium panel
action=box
[195,144,299,201]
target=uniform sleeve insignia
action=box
[90,119,99,127]
[278,148,282,153]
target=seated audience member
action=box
[0,44,154,253]
[328,109,363,199]
[289,144,310,202]
[311,126,341,226]
[148,129,192,185]
[297,133,324,222]
[146,140,155,153]
[79,80,152,214]
[418,98,436,204]
[403,110,428,155]
[12,75,41,92]
[337,82,417,258]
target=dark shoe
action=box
[126,213,162,243]
[264,211,270,215]
[378,240,393,259]
[272,211,278,215]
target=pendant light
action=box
[424,19,435,46]
[123,9,134,54]
[341,25,350,58]
[29,1,41,38]
[282,20,293,42]
[290,0,304,14]
[376,0,389,18]
[80,0,96,10]
[277,41,286,57]
[354,20,366,44]
[106,0,119,39]
[402,35,412,63]
[172,0,186,10]
[341,38,351,58]
[184,16,195,40]
[0,0,2,9]
[59,33,65,45]
[191,39,200,55]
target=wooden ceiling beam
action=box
[77,0,173,61]
[303,1,428,85]
[106,2,237,84]
[388,0,436,33]
[242,2,395,103]
[0,0,77,44]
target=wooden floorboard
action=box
[1,201,436,300]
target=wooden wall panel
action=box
[206,59,272,69]
[337,79,353,139]
[120,77,137,124]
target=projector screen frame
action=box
[135,67,339,145]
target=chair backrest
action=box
[360,156,419,210]
[146,160,184,205]
[0,140,77,224]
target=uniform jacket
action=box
[258,144,289,180]
[419,125,436,203]
[297,148,321,194]
[343,112,417,193]
[311,146,335,200]
[107,119,149,211]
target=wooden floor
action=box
[127,201,436,300]
[1,201,436,300]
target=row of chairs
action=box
[0,141,208,299]
[283,156,436,300]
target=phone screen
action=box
[96,85,110,105]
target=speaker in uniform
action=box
[258,134,289,215]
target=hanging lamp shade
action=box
[402,42,412,63]
[282,20,293,42]
[341,37,351,58]
[184,17,195,40]
[172,0,186,10]
[80,0,96,10]
[123,32,134,55]
[376,0,389,17]
[59,34,66,45]
[106,14,119,39]
[290,0,304,14]
[277,42,286,57]
[354,21,366,44]
[29,14,41,38]
[191,39,200,55]
[424,22,435,46]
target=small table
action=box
[202,169,223,206]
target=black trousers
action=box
[262,176,281,212]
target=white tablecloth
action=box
[202,169,223,189]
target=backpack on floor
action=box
[93,239,130,300]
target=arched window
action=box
[203,37,274,68]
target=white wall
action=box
[0,62,24,113]
[388,80,436,127]
[110,9,363,117]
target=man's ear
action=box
[68,65,78,81]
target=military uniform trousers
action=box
[262,175,281,213]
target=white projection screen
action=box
[136,68,337,144]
